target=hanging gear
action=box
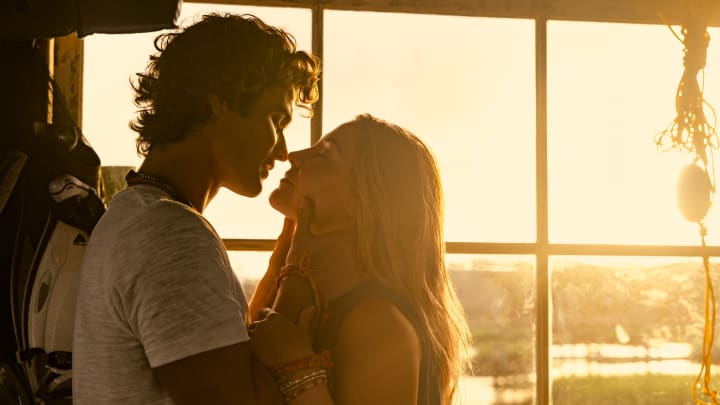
[1,42,105,404]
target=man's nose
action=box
[272,134,288,161]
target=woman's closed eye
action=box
[319,142,336,156]
[310,145,330,159]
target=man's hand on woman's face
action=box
[269,217,296,270]
[286,197,314,267]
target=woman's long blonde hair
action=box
[347,114,472,403]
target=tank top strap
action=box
[314,281,418,352]
[313,281,441,405]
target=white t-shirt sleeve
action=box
[111,201,249,368]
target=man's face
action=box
[210,85,296,197]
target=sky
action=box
[81,3,720,279]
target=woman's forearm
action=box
[248,218,296,322]
[248,273,278,323]
[277,368,334,405]
[288,382,334,405]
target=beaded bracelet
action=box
[286,373,327,401]
[278,368,325,389]
[278,368,328,401]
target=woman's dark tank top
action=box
[312,282,442,405]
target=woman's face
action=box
[269,123,357,232]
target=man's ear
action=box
[208,94,223,117]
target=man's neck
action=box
[138,140,218,213]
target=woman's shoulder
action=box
[333,289,421,358]
[316,282,423,353]
[343,296,419,337]
[330,294,423,401]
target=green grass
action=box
[551,374,713,405]
[487,374,720,404]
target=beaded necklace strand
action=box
[125,169,197,211]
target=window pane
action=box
[229,251,536,403]
[227,250,271,296]
[323,11,536,242]
[82,3,312,238]
[548,21,720,245]
[449,254,536,404]
[552,256,719,404]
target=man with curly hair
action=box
[73,13,320,404]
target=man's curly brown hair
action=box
[130,13,320,156]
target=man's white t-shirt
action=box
[73,184,249,404]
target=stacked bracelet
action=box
[278,368,328,402]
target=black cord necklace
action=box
[125,170,196,211]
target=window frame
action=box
[53,2,720,403]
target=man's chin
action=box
[231,181,262,198]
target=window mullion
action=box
[310,6,324,145]
[535,16,551,405]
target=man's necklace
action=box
[125,170,196,211]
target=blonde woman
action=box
[249,114,471,404]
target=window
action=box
[450,254,536,403]
[552,256,719,403]
[322,11,536,242]
[78,2,720,404]
[548,21,720,245]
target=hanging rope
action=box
[655,1,720,403]
[655,4,719,168]
[694,223,719,405]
